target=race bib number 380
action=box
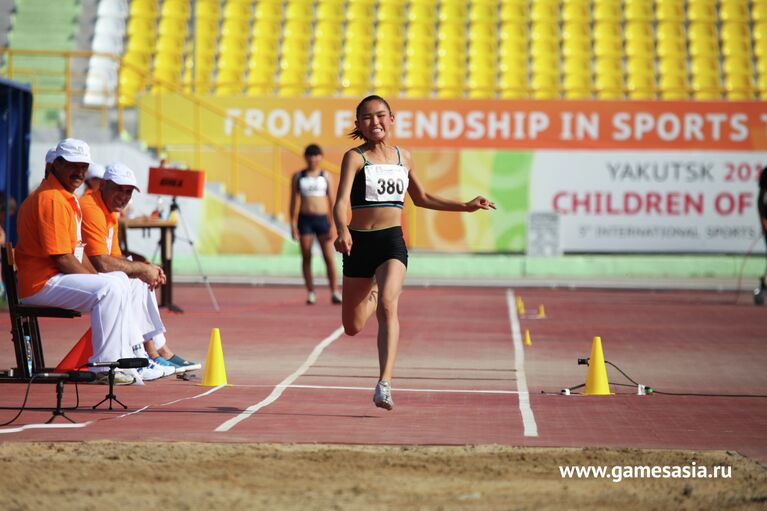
[364,164,409,203]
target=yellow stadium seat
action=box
[595,72,624,99]
[623,1,652,22]
[625,39,654,59]
[161,0,189,20]
[627,73,656,99]
[196,1,219,20]
[222,2,250,21]
[285,2,312,20]
[436,70,464,98]
[408,3,435,23]
[723,56,754,77]
[658,57,688,79]
[719,2,749,23]
[469,20,497,40]
[345,22,375,44]
[657,39,687,59]
[593,37,623,58]
[656,22,685,44]
[378,3,405,22]
[690,56,720,78]
[127,17,155,37]
[530,1,558,23]
[561,21,591,42]
[687,2,716,23]
[593,22,622,44]
[691,69,722,91]
[220,24,248,43]
[498,23,530,44]
[129,0,157,18]
[469,3,497,23]
[531,37,560,59]
[347,2,374,21]
[126,35,154,55]
[562,38,591,60]
[593,2,620,22]
[254,1,281,20]
[284,20,312,43]
[687,23,717,44]
[316,2,344,21]
[156,35,184,54]
[467,73,496,98]
[562,55,590,76]
[500,1,528,23]
[561,3,589,23]
[530,21,560,43]
[498,70,528,98]
[626,57,655,79]
[624,21,653,43]
[720,22,749,43]
[722,38,752,60]
[688,38,719,59]
[563,72,592,97]
[439,2,467,23]
[755,3,767,23]
[158,16,186,36]
[655,1,684,22]
[659,74,689,99]
[757,40,767,59]
[531,73,560,99]
[725,73,755,99]
[594,56,623,78]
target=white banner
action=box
[529,151,767,253]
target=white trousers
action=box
[127,278,166,349]
[24,272,141,364]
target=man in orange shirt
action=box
[80,162,200,373]
[16,139,140,385]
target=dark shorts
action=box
[343,226,408,278]
[297,213,330,237]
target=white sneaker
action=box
[137,361,166,381]
[373,380,394,410]
[148,357,175,377]
[306,291,317,305]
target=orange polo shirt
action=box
[80,191,122,257]
[16,174,81,299]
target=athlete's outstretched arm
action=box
[333,149,363,255]
[404,149,496,212]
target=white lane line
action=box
[229,384,520,395]
[0,384,228,435]
[215,325,345,432]
[161,384,227,406]
[507,289,539,437]
[0,421,94,434]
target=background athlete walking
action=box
[333,95,495,410]
[290,144,342,305]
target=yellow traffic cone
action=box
[524,329,532,346]
[583,336,611,395]
[200,328,227,386]
[516,297,526,315]
[537,304,546,318]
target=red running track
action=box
[0,285,764,464]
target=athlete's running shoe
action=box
[307,291,317,305]
[166,354,202,372]
[373,380,394,410]
[331,291,342,304]
[148,357,176,377]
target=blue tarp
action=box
[0,77,33,245]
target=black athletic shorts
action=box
[343,226,408,278]
[297,213,330,237]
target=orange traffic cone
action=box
[583,336,612,395]
[55,328,93,372]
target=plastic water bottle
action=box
[23,335,32,376]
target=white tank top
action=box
[298,170,328,197]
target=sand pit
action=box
[0,442,765,510]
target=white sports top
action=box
[297,170,328,197]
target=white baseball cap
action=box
[103,162,140,192]
[54,138,93,164]
[45,148,57,164]
[86,163,106,181]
